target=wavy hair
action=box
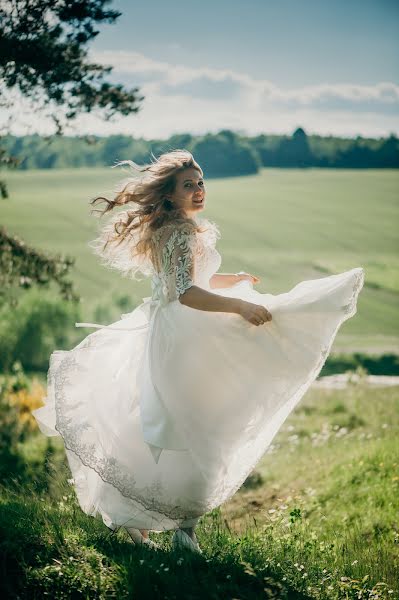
[89,149,205,279]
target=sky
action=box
[5,0,399,138]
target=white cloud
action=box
[1,49,398,138]
[92,50,399,107]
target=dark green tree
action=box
[277,127,314,167]
[192,130,259,177]
[0,0,144,303]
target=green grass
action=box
[222,382,399,598]
[1,167,398,353]
[1,382,398,599]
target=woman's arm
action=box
[209,272,260,289]
[209,273,240,289]
[179,285,272,326]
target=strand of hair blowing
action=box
[89,150,204,274]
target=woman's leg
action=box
[180,517,200,540]
[139,529,149,539]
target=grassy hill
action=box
[1,380,398,599]
[1,167,398,353]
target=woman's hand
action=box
[237,300,272,326]
[236,272,260,285]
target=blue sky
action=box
[6,0,399,138]
[94,0,398,86]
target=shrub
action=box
[0,290,80,372]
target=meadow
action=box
[2,167,399,354]
[0,167,398,598]
[0,372,397,599]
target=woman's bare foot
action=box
[140,529,149,539]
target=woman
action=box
[33,150,364,554]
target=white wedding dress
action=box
[33,216,364,532]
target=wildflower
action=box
[139,560,145,565]
[351,560,358,565]
[164,567,169,572]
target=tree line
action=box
[3,128,398,177]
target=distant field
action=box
[1,167,398,353]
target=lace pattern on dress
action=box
[53,347,207,526]
[150,218,221,304]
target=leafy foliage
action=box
[0,290,80,372]
[0,227,79,305]
[0,0,144,304]
[2,129,398,173]
[0,0,143,125]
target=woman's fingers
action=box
[240,301,272,325]
[256,306,272,324]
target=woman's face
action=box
[168,167,206,217]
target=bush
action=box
[321,353,399,377]
[0,291,80,372]
[0,362,36,482]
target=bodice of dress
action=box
[149,218,222,306]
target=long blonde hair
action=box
[89,149,205,279]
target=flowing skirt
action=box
[33,267,364,531]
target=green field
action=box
[1,167,398,353]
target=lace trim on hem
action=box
[50,268,365,526]
[52,349,206,526]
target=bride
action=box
[33,150,364,554]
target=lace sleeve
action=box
[161,223,197,302]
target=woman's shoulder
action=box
[151,218,197,240]
[196,217,221,246]
[151,216,220,247]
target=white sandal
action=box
[172,529,202,554]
